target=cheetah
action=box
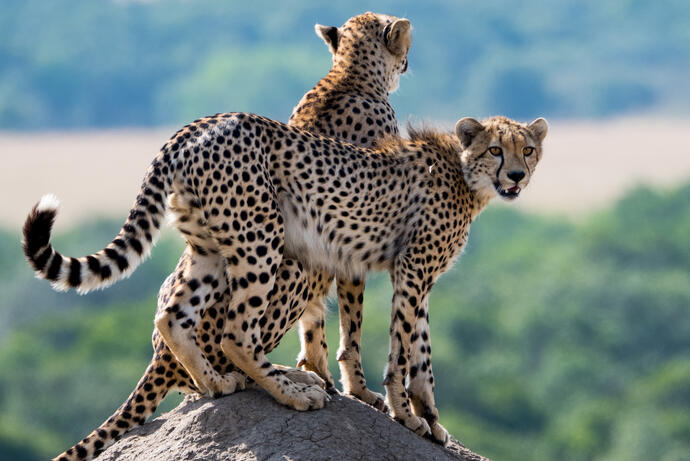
[292,13,410,411]
[23,111,548,447]
[24,12,411,460]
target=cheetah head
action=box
[315,12,411,93]
[455,116,549,202]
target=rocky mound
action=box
[98,388,489,461]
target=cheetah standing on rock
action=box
[24,109,547,447]
[24,12,411,460]
[292,13,410,411]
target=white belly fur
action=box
[280,199,370,280]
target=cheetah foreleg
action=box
[383,258,433,439]
[406,300,449,446]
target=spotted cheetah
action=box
[292,13,410,411]
[24,109,548,448]
[24,12,411,461]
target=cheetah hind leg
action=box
[154,249,245,397]
[219,269,330,411]
[217,244,328,410]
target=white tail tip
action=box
[37,194,60,212]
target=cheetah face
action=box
[315,12,411,94]
[456,116,549,202]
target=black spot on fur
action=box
[75,444,87,458]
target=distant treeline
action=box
[1,182,689,460]
[1,0,689,130]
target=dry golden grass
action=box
[514,117,690,217]
[2,118,689,228]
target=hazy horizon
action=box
[3,116,690,228]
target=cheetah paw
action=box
[395,414,431,439]
[282,382,330,411]
[209,371,246,398]
[282,368,327,388]
[350,388,388,412]
[297,357,335,390]
[429,421,450,446]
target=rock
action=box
[98,388,489,461]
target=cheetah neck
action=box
[329,64,390,99]
[404,128,490,218]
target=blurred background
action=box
[1,1,689,460]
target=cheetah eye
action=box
[488,146,503,156]
[523,146,535,156]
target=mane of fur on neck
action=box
[375,123,490,212]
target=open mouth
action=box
[495,183,521,200]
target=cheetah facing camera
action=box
[26,12,411,461]
[23,110,547,450]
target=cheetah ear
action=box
[384,19,411,56]
[528,117,549,142]
[455,118,484,149]
[315,24,339,54]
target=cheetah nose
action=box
[507,171,525,183]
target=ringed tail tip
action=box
[23,194,60,263]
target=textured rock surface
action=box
[98,389,489,461]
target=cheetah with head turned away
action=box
[24,109,547,448]
[22,12,411,461]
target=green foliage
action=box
[0,182,689,460]
[2,0,690,129]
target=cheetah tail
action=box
[51,362,170,461]
[22,158,171,294]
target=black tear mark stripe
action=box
[494,150,505,182]
[522,152,532,177]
